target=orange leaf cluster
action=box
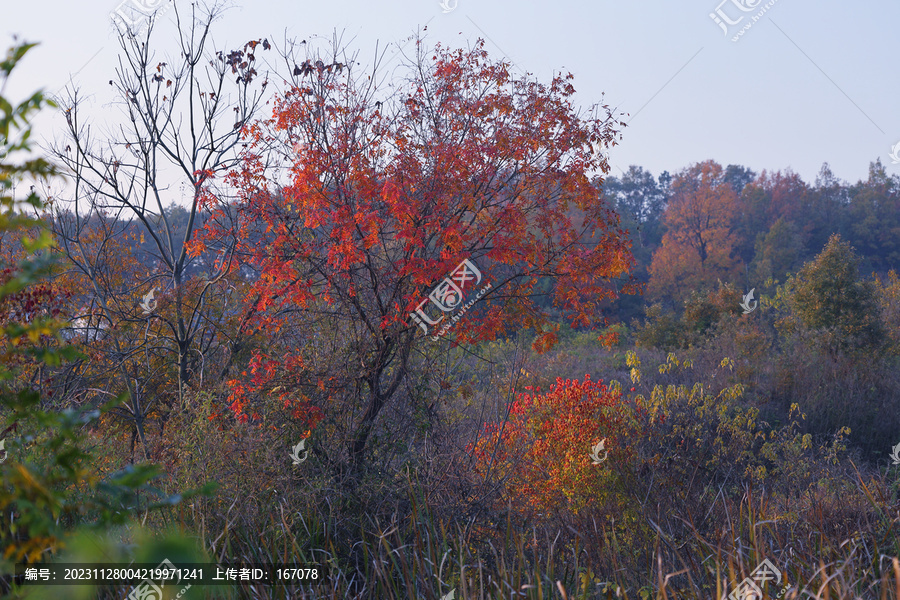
[468,376,626,517]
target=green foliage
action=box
[635,283,744,350]
[878,270,900,354]
[601,165,666,254]
[619,352,809,489]
[751,216,805,284]
[844,159,900,273]
[634,303,687,350]
[785,234,885,351]
[682,283,742,335]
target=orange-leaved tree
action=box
[203,37,636,465]
[648,160,742,305]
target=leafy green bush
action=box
[783,234,885,352]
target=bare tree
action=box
[47,2,270,458]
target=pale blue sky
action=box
[4,0,897,186]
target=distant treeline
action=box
[595,159,900,320]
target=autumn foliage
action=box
[201,38,636,460]
[5,17,900,597]
[648,160,741,303]
[469,376,626,517]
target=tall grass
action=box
[141,461,900,600]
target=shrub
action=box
[468,375,626,518]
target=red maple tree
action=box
[200,38,636,464]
